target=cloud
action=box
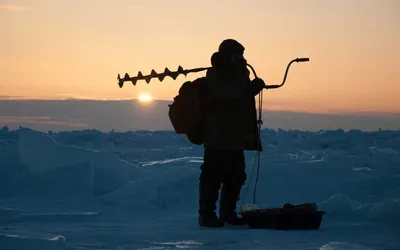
[0,3,29,11]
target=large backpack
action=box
[168,77,207,145]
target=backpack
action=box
[168,77,207,145]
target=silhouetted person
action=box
[198,39,265,227]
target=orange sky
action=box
[1,0,399,114]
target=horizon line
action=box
[1,96,400,116]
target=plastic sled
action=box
[240,203,325,230]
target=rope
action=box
[252,89,263,204]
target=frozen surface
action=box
[0,126,399,249]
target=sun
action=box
[138,93,152,102]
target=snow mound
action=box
[97,160,201,210]
[17,128,140,196]
[320,194,356,217]
[0,162,94,199]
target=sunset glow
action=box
[1,0,399,114]
[138,93,152,102]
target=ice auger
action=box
[117,58,309,90]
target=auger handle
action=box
[261,57,310,89]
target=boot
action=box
[219,182,246,226]
[198,167,223,227]
[198,212,225,227]
[219,211,246,225]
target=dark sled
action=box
[240,203,325,230]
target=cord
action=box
[240,73,264,211]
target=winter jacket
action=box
[202,66,264,151]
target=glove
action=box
[252,77,266,89]
[250,78,266,96]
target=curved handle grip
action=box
[264,57,310,89]
[296,58,309,62]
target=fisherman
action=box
[198,39,266,227]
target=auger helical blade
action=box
[117,74,124,88]
[158,73,166,82]
[117,65,211,87]
[177,66,184,74]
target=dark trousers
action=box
[198,149,247,217]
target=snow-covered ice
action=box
[0,126,399,249]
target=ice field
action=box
[0,126,399,249]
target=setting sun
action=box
[138,93,152,102]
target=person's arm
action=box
[244,78,266,97]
